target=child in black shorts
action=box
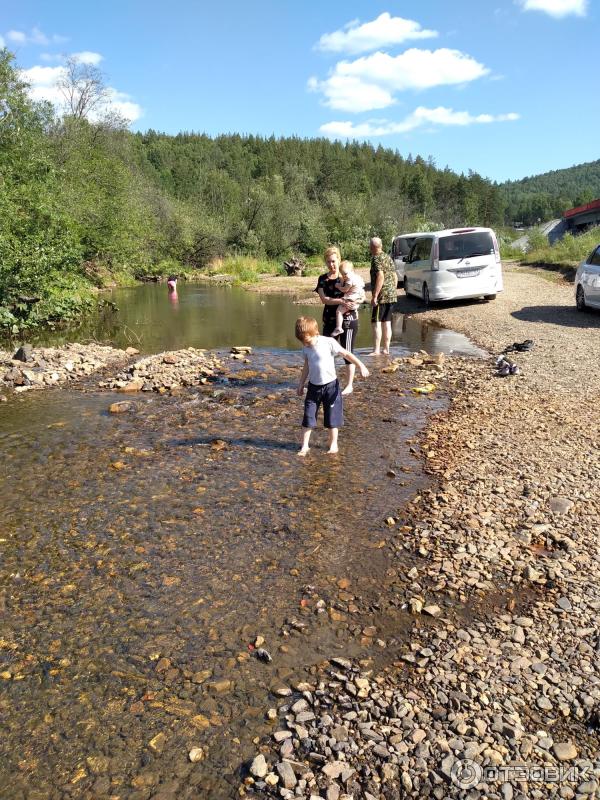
[295,316,369,456]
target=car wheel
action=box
[576,284,586,311]
[422,283,430,306]
[484,293,496,301]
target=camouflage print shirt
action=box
[370,252,397,304]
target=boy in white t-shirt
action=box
[331,260,365,337]
[295,316,369,456]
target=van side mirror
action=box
[401,255,408,262]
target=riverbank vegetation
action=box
[1,48,508,332]
[521,225,600,268]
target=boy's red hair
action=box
[295,316,319,343]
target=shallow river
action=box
[0,284,485,799]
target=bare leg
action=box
[382,321,392,354]
[370,320,381,355]
[332,306,345,336]
[298,427,312,456]
[342,363,355,396]
[327,427,339,454]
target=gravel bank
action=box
[244,267,600,800]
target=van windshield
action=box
[439,232,493,261]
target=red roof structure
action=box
[564,198,600,219]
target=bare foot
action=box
[297,448,310,457]
[382,349,390,355]
[367,351,381,357]
[341,385,353,396]
[327,445,339,454]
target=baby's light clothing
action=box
[303,335,343,385]
[338,274,365,306]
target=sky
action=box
[1,0,598,182]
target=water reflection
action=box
[26,283,486,357]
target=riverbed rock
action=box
[1,342,129,391]
[102,348,224,393]
[12,345,34,362]
[250,754,268,778]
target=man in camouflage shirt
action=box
[369,237,397,355]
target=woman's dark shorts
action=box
[323,313,358,364]
[371,302,394,323]
[302,379,343,429]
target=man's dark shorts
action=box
[371,302,394,323]
[302,379,343,429]
[323,314,358,364]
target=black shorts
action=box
[302,379,343,429]
[323,313,358,363]
[371,302,394,323]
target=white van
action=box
[403,227,503,304]
[391,233,422,284]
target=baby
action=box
[331,260,365,337]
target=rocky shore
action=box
[242,269,600,800]
[0,342,228,397]
[0,342,133,396]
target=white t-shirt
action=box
[303,335,343,386]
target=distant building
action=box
[564,198,600,234]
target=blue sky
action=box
[2,0,597,182]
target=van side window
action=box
[413,238,432,263]
[391,239,399,259]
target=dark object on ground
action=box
[503,339,534,353]
[495,355,520,377]
[255,648,273,663]
[13,344,34,362]
[283,258,305,277]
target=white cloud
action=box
[20,56,143,123]
[519,0,587,16]
[311,48,490,112]
[72,51,103,65]
[7,30,27,44]
[20,64,65,105]
[308,74,395,112]
[316,13,437,55]
[104,88,143,122]
[5,27,67,46]
[320,106,520,137]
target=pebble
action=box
[250,754,268,778]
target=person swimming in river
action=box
[167,275,177,291]
[295,316,369,456]
[331,260,365,337]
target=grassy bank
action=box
[522,225,600,267]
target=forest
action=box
[500,159,600,226]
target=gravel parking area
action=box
[245,266,600,800]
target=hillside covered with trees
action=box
[501,159,600,226]
[1,48,506,331]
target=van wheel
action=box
[576,285,586,311]
[484,293,496,301]
[422,284,430,307]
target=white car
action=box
[403,227,504,304]
[391,233,422,285]
[575,244,600,311]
